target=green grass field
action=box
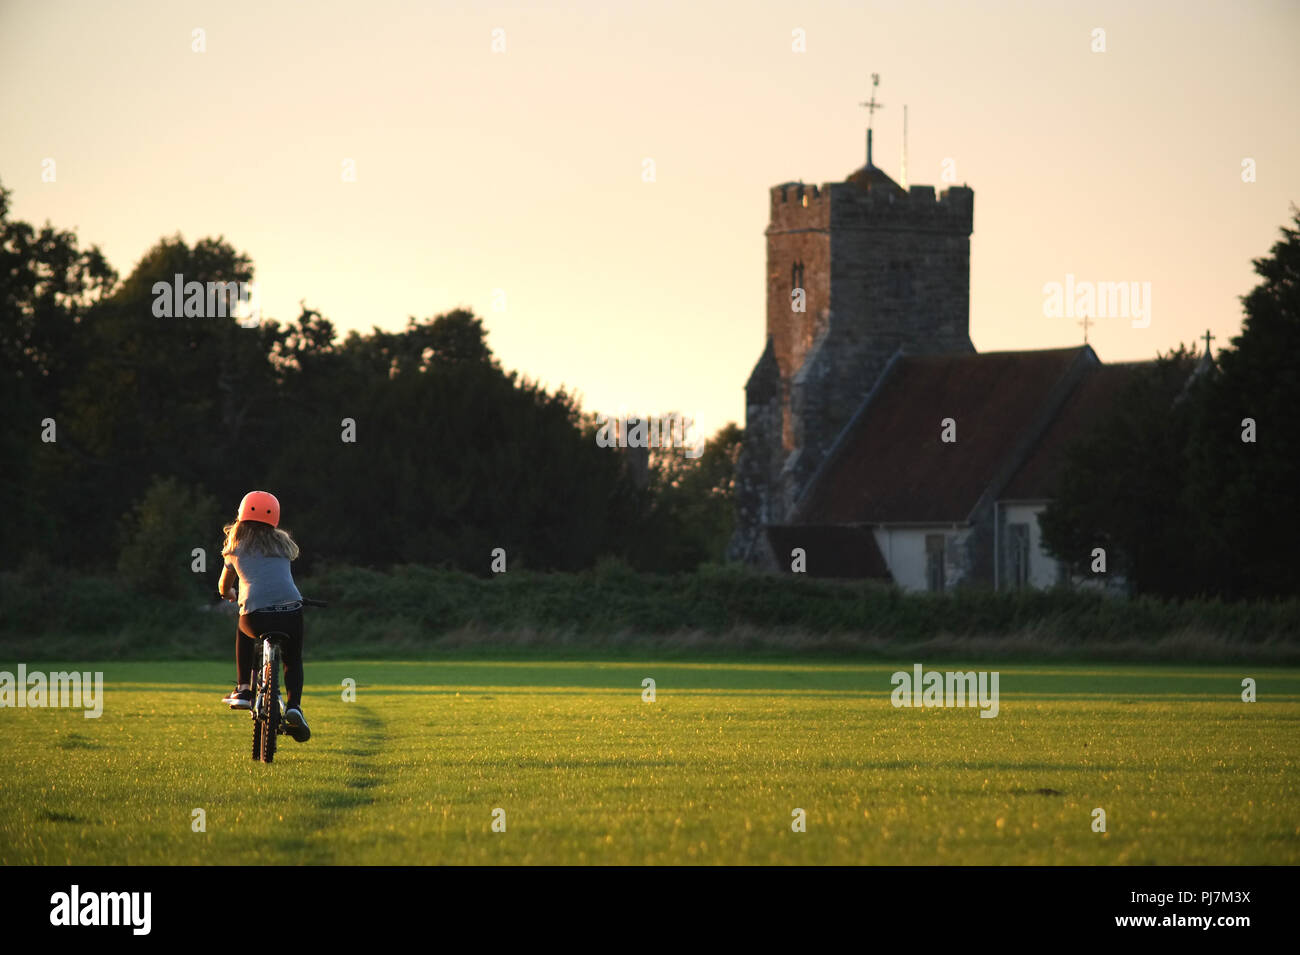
[2,659,1297,865]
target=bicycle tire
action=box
[261,644,281,763]
[250,648,264,761]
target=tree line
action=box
[0,181,740,596]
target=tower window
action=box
[791,260,806,293]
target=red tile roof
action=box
[1001,362,1148,500]
[796,347,1093,524]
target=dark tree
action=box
[1038,348,1201,595]
[1043,208,1300,599]
[1185,207,1300,597]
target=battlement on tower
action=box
[768,178,972,235]
[828,181,973,233]
[769,182,831,231]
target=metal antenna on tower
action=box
[858,73,884,168]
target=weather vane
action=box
[858,73,884,167]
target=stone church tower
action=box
[728,149,976,567]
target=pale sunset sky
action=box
[2,0,1297,437]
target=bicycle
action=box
[249,597,327,764]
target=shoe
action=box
[225,686,253,710]
[284,707,311,743]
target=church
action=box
[727,122,1149,591]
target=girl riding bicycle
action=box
[217,490,311,743]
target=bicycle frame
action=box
[248,598,326,764]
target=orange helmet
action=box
[237,490,280,527]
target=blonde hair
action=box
[221,520,300,560]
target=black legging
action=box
[237,608,304,709]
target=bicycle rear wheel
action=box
[260,643,281,763]
[250,644,264,761]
